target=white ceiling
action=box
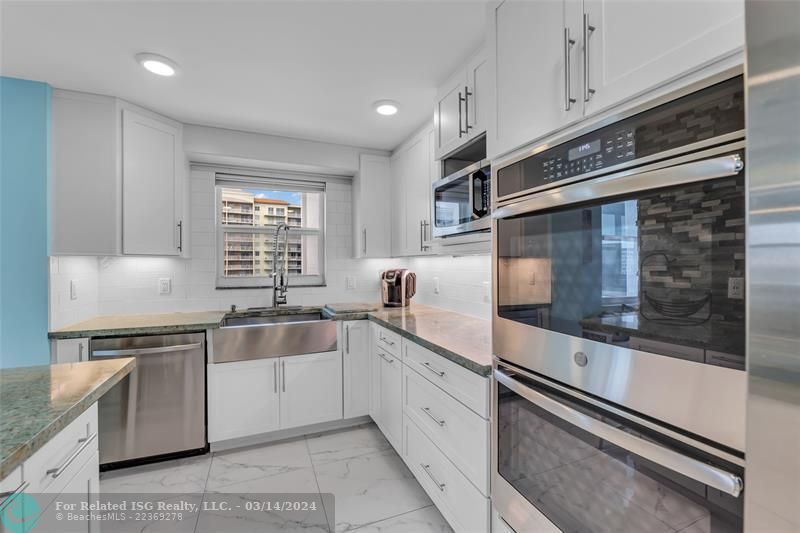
[1,1,487,151]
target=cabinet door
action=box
[390,151,407,257]
[582,0,744,116]
[465,48,489,139]
[122,109,182,256]
[434,70,467,159]
[378,348,403,452]
[493,0,580,159]
[279,351,343,430]
[402,133,434,256]
[369,327,382,423]
[207,359,280,442]
[343,321,370,418]
[354,154,392,258]
[56,450,100,533]
[52,338,89,363]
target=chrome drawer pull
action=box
[0,482,29,514]
[377,352,395,364]
[420,463,446,491]
[379,334,396,346]
[46,432,97,479]
[421,407,446,427]
[420,361,445,377]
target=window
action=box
[215,174,325,288]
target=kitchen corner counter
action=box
[0,358,135,480]
[322,302,383,321]
[48,311,228,340]
[367,304,493,377]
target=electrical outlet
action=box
[728,277,744,299]
[433,277,440,294]
[70,280,78,300]
[345,276,357,290]
[158,278,172,295]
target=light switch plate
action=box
[158,278,172,295]
[70,280,78,300]
[346,276,357,290]
[728,277,744,299]
[483,280,491,302]
[433,277,440,294]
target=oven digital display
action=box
[568,139,601,161]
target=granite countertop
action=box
[0,358,135,480]
[367,304,492,376]
[322,302,383,321]
[48,311,228,339]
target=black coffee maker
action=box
[380,269,416,307]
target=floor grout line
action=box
[349,504,437,532]
[305,435,333,532]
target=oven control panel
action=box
[496,75,745,199]
[542,128,635,182]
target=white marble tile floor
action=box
[100,423,453,533]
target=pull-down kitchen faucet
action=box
[272,223,290,308]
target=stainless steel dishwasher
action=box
[90,332,207,468]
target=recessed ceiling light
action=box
[373,100,399,116]
[136,53,178,77]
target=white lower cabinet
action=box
[405,418,489,533]
[343,320,370,418]
[51,338,90,363]
[208,359,280,442]
[208,351,343,443]
[0,404,100,533]
[280,351,343,430]
[369,341,403,453]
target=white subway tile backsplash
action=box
[50,173,493,325]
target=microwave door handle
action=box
[468,175,476,220]
[494,368,744,498]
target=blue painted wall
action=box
[0,77,51,368]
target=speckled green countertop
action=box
[367,304,492,376]
[0,358,135,480]
[322,302,383,321]
[48,311,228,339]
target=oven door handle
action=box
[492,153,744,220]
[494,368,744,498]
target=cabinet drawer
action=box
[403,340,489,418]
[26,403,98,496]
[373,324,401,357]
[405,417,489,533]
[403,365,489,494]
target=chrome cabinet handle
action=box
[379,333,395,346]
[78,343,84,361]
[420,361,445,377]
[495,367,744,498]
[457,90,465,137]
[420,463,446,491]
[421,407,446,427]
[564,28,577,111]
[419,220,430,252]
[91,342,202,357]
[0,481,29,514]
[377,351,395,364]
[273,360,278,393]
[282,360,286,392]
[46,432,97,479]
[583,12,596,102]
[177,221,183,252]
[463,86,473,132]
[362,228,367,255]
[345,325,350,354]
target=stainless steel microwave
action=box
[431,159,491,238]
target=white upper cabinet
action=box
[353,154,392,258]
[582,0,744,116]
[493,0,582,160]
[434,47,489,160]
[390,124,436,257]
[51,89,186,257]
[51,91,121,256]
[122,109,184,256]
[490,0,744,160]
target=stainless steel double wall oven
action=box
[491,73,747,533]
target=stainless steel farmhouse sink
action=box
[211,310,337,363]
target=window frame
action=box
[214,173,327,289]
